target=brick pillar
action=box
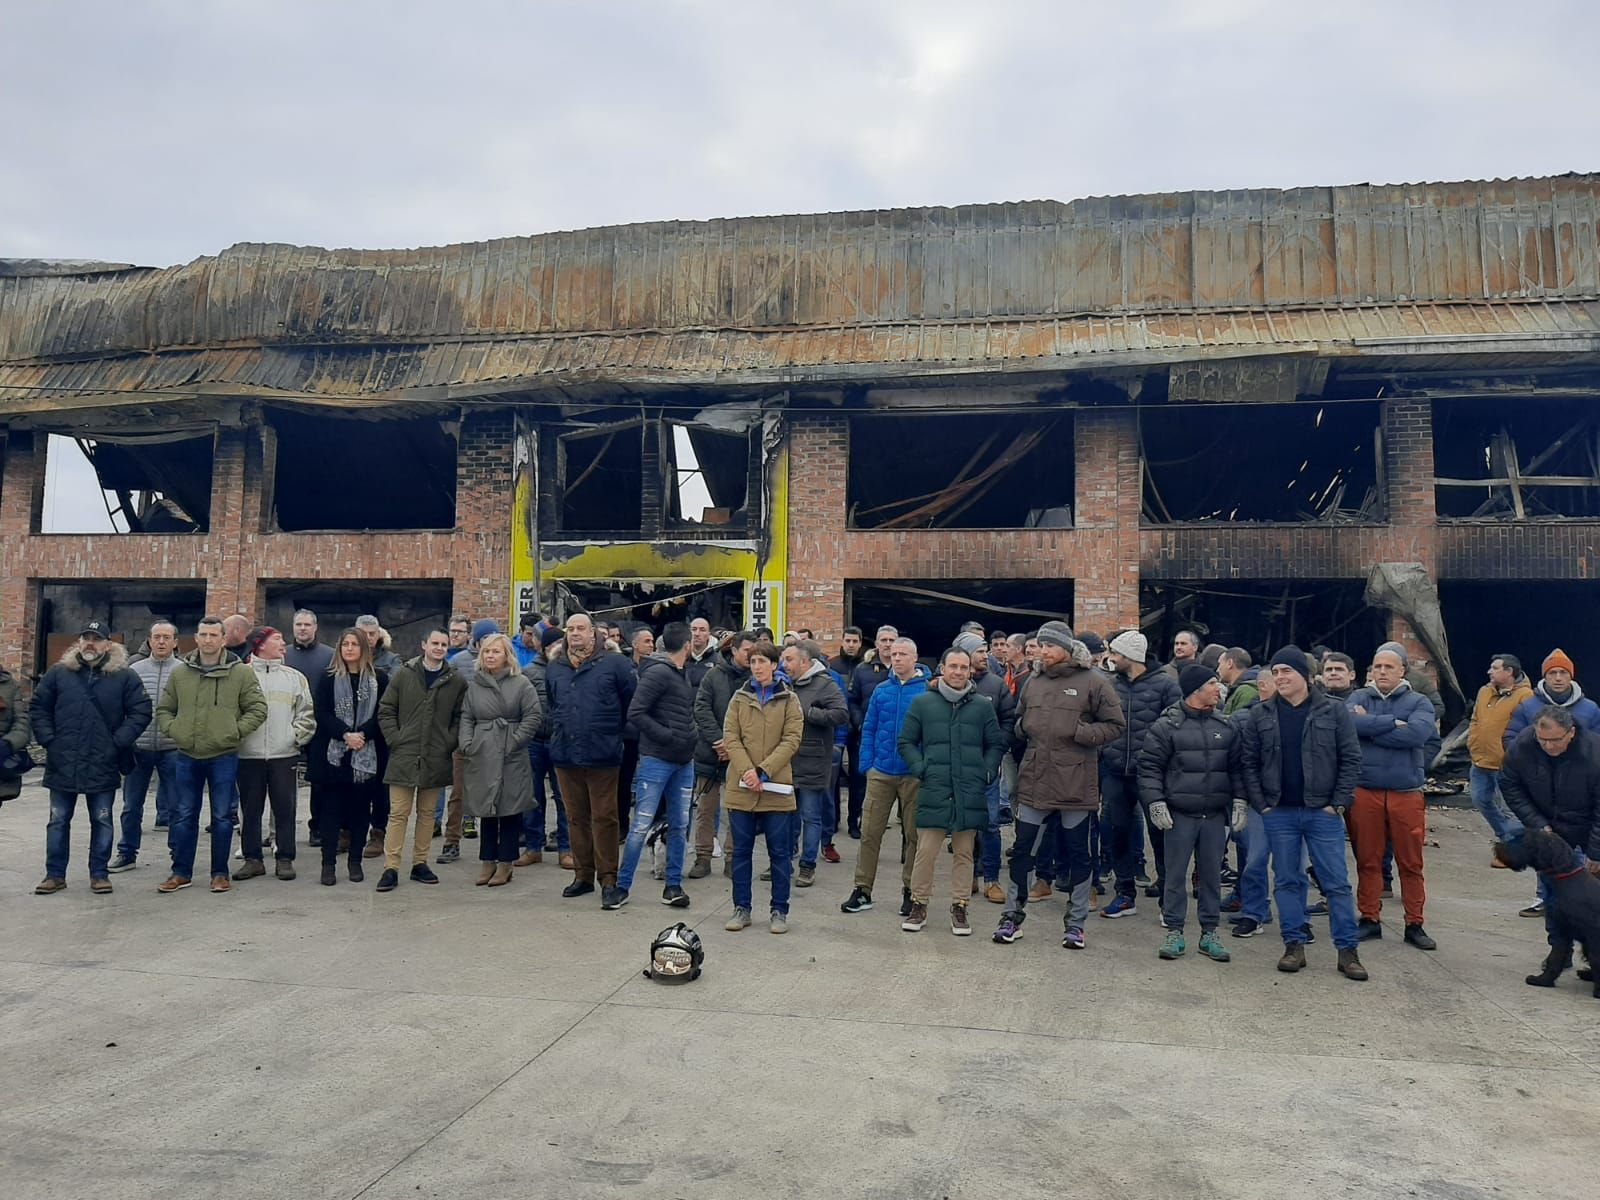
[454,410,515,625]
[204,426,257,618]
[1073,408,1141,633]
[1380,398,1441,688]
[785,413,847,640]
[0,432,44,677]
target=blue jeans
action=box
[46,790,115,879]
[730,808,793,915]
[617,756,693,890]
[794,787,832,868]
[980,775,1003,883]
[1238,806,1272,923]
[170,753,240,879]
[1263,806,1359,950]
[118,747,179,859]
[1468,765,1520,842]
[524,740,569,852]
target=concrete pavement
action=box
[0,783,1593,1200]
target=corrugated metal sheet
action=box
[1,301,1595,411]
[3,175,1598,407]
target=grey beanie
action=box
[954,632,986,656]
[1036,621,1075,650]
[1376,640,1409,667]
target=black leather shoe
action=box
[1403,923,1437,951]
[562,880,596,898]
[1356,918,1383,941]
[375,869,399,893]
[410,864,440,884]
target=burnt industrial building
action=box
[4,174,1600,720]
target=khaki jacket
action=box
[1468,679,1534,770]
[722,679,804,813]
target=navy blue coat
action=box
[1347,682,1436,791]
[546,648,637,768]
[31,644,151,794]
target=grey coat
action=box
[458,668,542,819]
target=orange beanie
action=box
[1543,649,1576,676]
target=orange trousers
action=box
[1348,787,1426,925]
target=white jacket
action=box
[238,660,315,760]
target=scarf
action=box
[937,679,972,703]
[326,668,378,782]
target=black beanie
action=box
[1178,663,1217,698]
[1269,644,1313,682]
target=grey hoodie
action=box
[131,652,180,752]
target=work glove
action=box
[1230,799,1248,833]
[1148,801,1174,831]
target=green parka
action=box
[379,656,469,789]
[899,685,1005,832]
[157,650,267,760]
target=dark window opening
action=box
[42,433,212,533]
[261,581,453,656]
[35,581,209,673]
[848,412,1073,530]
[1141,402,1382,524]
[845,578,1074,659]
[560,421,644,534]
[666,424,751,529]
[1440,581,1600,712]
[552,579,745,639]
[269,411,456,532]
[1139,580,1387,675]
[1433,396,1600,520]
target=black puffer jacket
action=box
[628,655,698,764]
[971,668,1017,745]
[1238,693,1361,812]
[1105,668,1182,776]
[789,665,848,789]
[31,643,151,794]
[693,657,750,778]
[1137,703,1245,817]
[1499,724,1600,860]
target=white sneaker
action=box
[712,837,724,860]
[725,907,751,931]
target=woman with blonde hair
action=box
[308,628,389,886]
[459,632,542,886]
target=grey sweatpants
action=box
[1161,811,1227,933]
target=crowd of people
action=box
[3,604,1596,991]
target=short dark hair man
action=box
[690,630,757,879]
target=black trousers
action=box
[319,779,377,866]
[239,757,298,861]
[478,815,521,862]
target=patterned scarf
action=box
[326,668,378,782]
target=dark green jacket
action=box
[379,656,468,789]
[898,687,1004,833]
[157,650,267,761]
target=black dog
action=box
[1495,830,1600,997]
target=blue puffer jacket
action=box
[1347,682,1436,790]
[1502,680,1600,751]
[545,648,637,768]
[860,665,931,776]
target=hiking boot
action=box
[362,833,384,859]
[1356,918,1383,941]
[514,850,541,867]
[34,877,67,895]
[1198,931,1231,962]
[347,861,364,884]
[1100,895,1137,919]
[769,910,788,934]
[951,904,972,936]
[899,887,913,917]
[476,862,496,886]
[1404,924,1437,951]
[375,869,400,893]
[410,864,439,884]
[437,842,461,864]
[795,865,816,888]
[1526,947,1568,987]
[1277,942,1307,973]
[993,914,1023,944]
[1337,948,1369,981]
[320,865,337,886]
[463,819,478,839]
[559,852,576,870]
[688,856,711,879]
[600,885,627,909]
[725,906,752,931]
[984,882,1005,904]
[107,853,137,873]
[488,864,513,887]
[1520,898,1544,917]
[90,877,113,895]
[901,901,928,932]
[1231,917,1263,938]
[822,842,841,864]
[1159,930,1187,960]
[210,875,231,893]
[275,859,296,881]
[1062,926,1085,950]
[840,887,873,914]
[662,885,689,908]
[1029,880,1053,901]
[562,880,595,898]
[232,858,267,881]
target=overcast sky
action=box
[7,0,1597,527]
